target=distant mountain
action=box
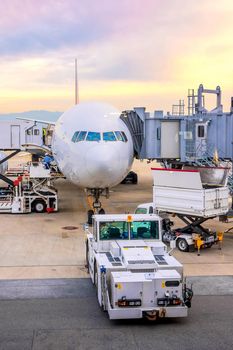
[0,110,63,122]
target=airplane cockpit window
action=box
[86,132,101,141]
[71,131,79,142]
[72,131,126,142]
[121,131,128,142]
[102,131,127,142]
[71,131,87,142]
[76,131,87,141]
[115,131,124,141]
[103,132,117,141]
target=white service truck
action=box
[85,213,193,320]
[136,168,228,253]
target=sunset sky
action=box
[1,0,233,114]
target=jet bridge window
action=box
[130,221,159,240]
[103,132,117,141]
[86,132,101,141]
[197,125,205,138]
[99,221,129,240]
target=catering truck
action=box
[135,168,229,253]
[85,213,193,320]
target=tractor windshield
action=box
[130,221,159,240]
[99,221,129,240]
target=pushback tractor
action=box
[85,213,193,320]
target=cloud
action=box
[1,0,233,112]
[0,4,107,55]
[0,0,159,55]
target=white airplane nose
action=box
[85,144,121,186]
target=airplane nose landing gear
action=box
[86,188,108,224]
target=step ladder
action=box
[23,197,31,213]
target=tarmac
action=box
[0,276,233,300]
[0,154,233,349]
[0,279,232,350]
[0,155,233,280]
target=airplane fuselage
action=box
[52,102,134,189]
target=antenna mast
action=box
[75,58,79,104]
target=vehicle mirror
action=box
[149,206,153,214]
[83,223,89,231]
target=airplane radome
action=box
[52,102,134,190]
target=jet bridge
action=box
[121,108,188,161]
[120,109,144,158]
[122,84,233,165]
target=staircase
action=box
[186,142,233,193]
[23,197,31,213]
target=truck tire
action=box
[132,172,138,184]
[177,238,189,252]
[33,200,46,213]
[121,171,138,184]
